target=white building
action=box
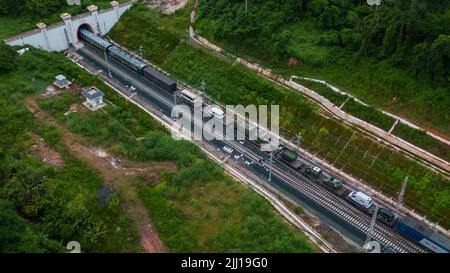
[53,74,71,89]
[81,86,105,110]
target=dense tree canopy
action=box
[0,0,66,18]
[0,44,18,74]
[0,200,62,252]
[0,0,117,18]
[197,0,450,82]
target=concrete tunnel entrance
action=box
[76,23,96,43]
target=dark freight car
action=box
[142,66,177,93]
[394,217,450,253]
[373,207,397,227]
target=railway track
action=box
[224,140,427,253]
[76,44,429,253]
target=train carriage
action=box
[142,66,177,94]
[108,46,148,73]
[78,28,113,52]
[394,217,450,253]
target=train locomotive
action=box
[78,28,177,94]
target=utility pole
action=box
[200,80,208,104]
[200,80,206,94]
[333,131,356,165]
[104,51,112,78]
[245,0,248,12]
[395,176,408,218]
[365,205,379,247]
[296,132,302,155]
[268,151,273,182]
[138,45,144,58]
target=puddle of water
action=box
[97,185,116,206]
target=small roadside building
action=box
[53,74,71,89]
[81,86,105,110]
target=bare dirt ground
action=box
[25,96,176,253]
[147,0,189,14]
[29,134,64,167]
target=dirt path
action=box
[29,133,65,167]
[25,96,175,253]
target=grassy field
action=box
[291,78,396,132]
[138,175,316,252]
[292,78,450,161]
[108,4,450,228]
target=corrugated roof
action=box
[143,66,176,86]
[82,87,104,100]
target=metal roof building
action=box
[81,86,105,110]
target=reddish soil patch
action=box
[25,95,176,253]
[68,83,83,94]
[288,57,300,66]
[148,0,189,14]
[29,135,64,167]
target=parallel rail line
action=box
[76,45,429,253]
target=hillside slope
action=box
[195,0,450,137]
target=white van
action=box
[208,106,224,119]
[348,191,373,209]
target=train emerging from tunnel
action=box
[78,28,177,93]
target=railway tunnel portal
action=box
[3,1,133,52]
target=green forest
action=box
[195,0,450,135]
[0,0,126,18]
[0,0,127,39]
